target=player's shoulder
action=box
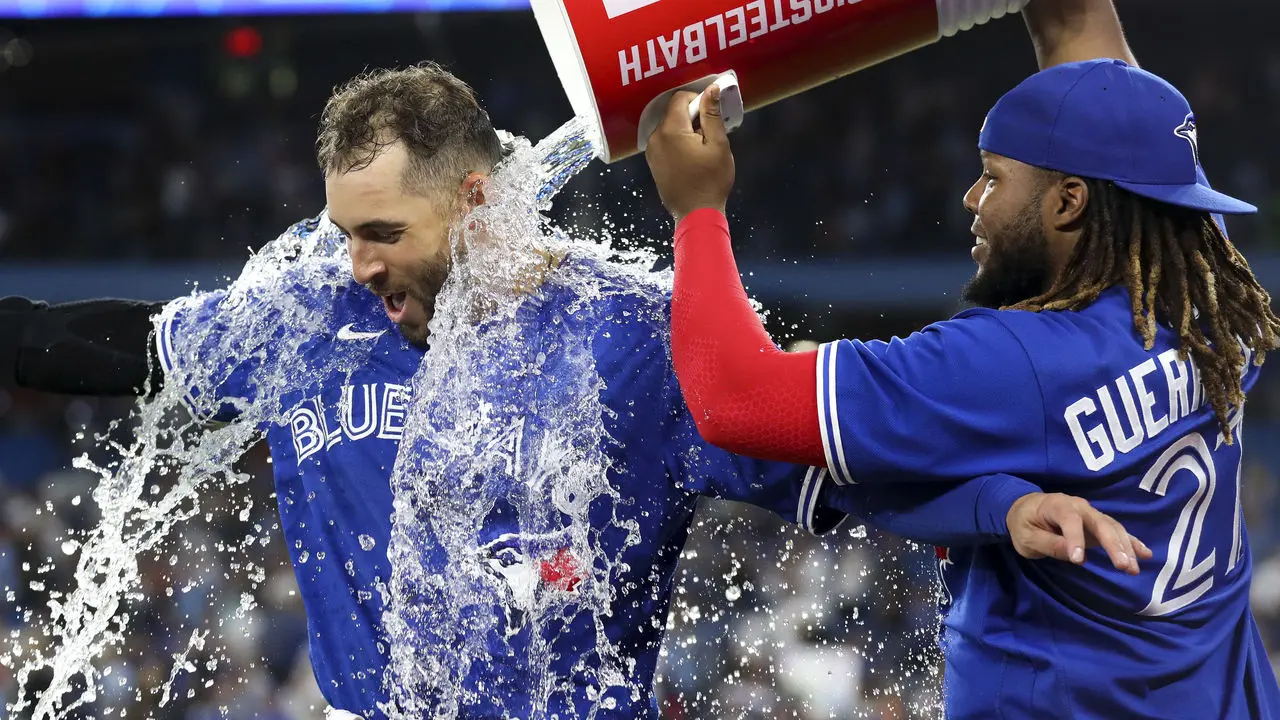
[256,215,376,324]
[850,303,1030,359]
[825,288,1141,391]
[167,214,375,336]
[546,250,674,379]
[946,287,1192,398]
[947,287,1135,352]
[553,251,672,338]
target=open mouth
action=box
[383,292,408,323]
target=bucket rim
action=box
[530,0,610,160]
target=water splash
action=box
[5,218,359,719]
[4,116,670,720]
[2,113,946,720]
[380,117,660,718]
[531,123,601,207]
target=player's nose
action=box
[349,238,387,288]
[962,177,982,215]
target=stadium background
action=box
[2,0,1279,717]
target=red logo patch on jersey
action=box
[935,546,955,606]
[540,547,583,593]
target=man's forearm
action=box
[2,297,165,396]
[822,474,1040,546]
[1023,0,1137,70]
[671,210,829,467]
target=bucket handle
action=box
[636,72,744,153]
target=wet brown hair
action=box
[316,62,503,200]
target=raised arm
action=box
[645,91,1152,571]
[1022,0,1137,70]
[646,88,1037,477]
[1,296,163,396]
[647,89,1041,480]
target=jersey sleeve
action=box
[665,372,846,536]
[154,289,277,422]
[820,473,1041,546]
[816,312,1049,485]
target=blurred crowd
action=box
[0,395,327,719]
[3,2,1280,718]
[1,3,1279,263]
[0,390,978,720]
[4,375,1280,720]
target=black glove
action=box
[0,296,44,386]
[4,297,165,396]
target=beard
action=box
[961,208,1053,310]
[399,250,452,348]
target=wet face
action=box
[326,143,456,347]
[961,152,1055,309]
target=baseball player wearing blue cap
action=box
[643,0,1280,717]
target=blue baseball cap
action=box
[979,59,1256,215]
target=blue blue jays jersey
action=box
[817,286,1279,718]
[155,247,839,719]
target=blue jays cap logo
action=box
[1175,113,1200,166]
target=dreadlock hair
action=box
[1009,177,1280,444]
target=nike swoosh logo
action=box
[336,324,385,341]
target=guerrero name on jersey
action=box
[817,285,1279,719]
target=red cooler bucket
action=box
[532,0,1029,162]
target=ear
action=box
[1047,175,1089,231]
[459,171,488,211]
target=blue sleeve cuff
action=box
[799,467,848,536]
[155,298,210,419]
[974,473,1042,537]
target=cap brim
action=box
[1114,180,1258,215]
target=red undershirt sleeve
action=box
[670,208,827,468]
